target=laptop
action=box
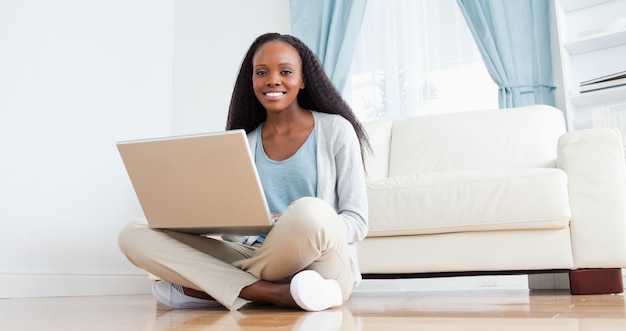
[117,129,274,235]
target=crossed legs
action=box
[118,197,353,311]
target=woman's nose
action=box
[266,73,281,86]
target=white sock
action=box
[290,270,343,311]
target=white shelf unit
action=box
[551,0,626,131]
[564,27,626,54]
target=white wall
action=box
[171,0,291,134]
[0,0,291,298]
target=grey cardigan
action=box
[241,111,369,284]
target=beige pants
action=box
[118,197,353,311]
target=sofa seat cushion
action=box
[366,168,571,237]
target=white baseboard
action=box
[357,274,530,292]
[0,273,152,298]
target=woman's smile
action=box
[263,91,287,100]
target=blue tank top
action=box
[255,124,317,215]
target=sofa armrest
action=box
[557,128,626,268]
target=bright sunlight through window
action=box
[344,0,499,121]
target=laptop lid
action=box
[117,129,273,235]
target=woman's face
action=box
[252,40,305,114]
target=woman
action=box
[118,32,369,311]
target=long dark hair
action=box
[226,32,370,162]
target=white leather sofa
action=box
[357,105,626,294]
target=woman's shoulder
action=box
[311,111,352,129]
[311,111,359,146]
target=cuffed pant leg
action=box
[118,219,259,310]
[233,197,354,300]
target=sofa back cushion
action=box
[388,105,566,177]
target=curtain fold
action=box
[456,0,555,108]
[290,0,369,91]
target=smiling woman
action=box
[118,32,372,312]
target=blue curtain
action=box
[290,0,369,92]
[457,0,555,108]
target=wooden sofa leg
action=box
[568,268,624,295]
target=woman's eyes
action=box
[255,69,292,76]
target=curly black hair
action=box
[226,32,370,162]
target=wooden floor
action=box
[2,285,626,330]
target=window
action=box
[344,0,498,121]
